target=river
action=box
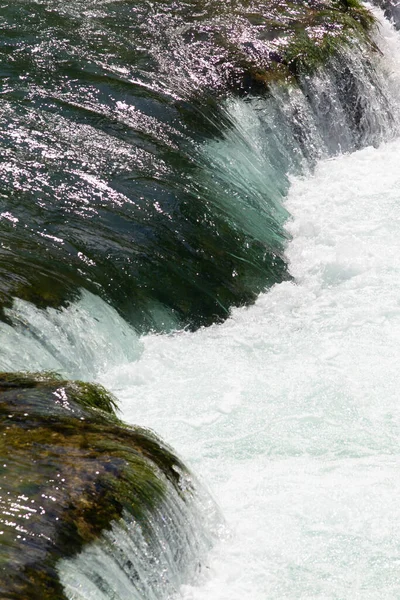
[2,1,400,598]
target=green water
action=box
[0,0,300,332]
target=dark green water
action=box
[0,0,298,333]
[0,0,396,336]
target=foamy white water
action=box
[97,137,400,599]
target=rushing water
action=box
[105,135,400,599]
[3,1,400,598]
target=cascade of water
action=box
[2,4,400,600]
[1,7,400,371]
[59,488,219,600]
[0,3,397,331]
[0,290,141,379]
[99,17,400,599]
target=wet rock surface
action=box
[0,373,192,599]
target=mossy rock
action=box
[229,0,377,91]
[0,372,192,599]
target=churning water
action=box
[3,2,400,599]
[105,135,400,599]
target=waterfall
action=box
[2,1,400,598]
[1,7,400,372]
[59,487,219,600]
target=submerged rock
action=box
[0,372,211,599]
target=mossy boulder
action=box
[0,372,196,599]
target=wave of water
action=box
[1,2,399,331]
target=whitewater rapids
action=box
[97,135,400,599]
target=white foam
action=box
[98,134,400,598]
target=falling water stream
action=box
[2,2,400,598]
[106,20,400,595]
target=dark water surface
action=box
[0,0,296,332]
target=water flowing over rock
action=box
[3,1,400,598]
[372,0,400,28]
[0,0,391,332]
[0,373,214,599]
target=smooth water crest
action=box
[3,0,400,598]
[0,0,398,331]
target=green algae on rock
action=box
[0,372,203,599]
